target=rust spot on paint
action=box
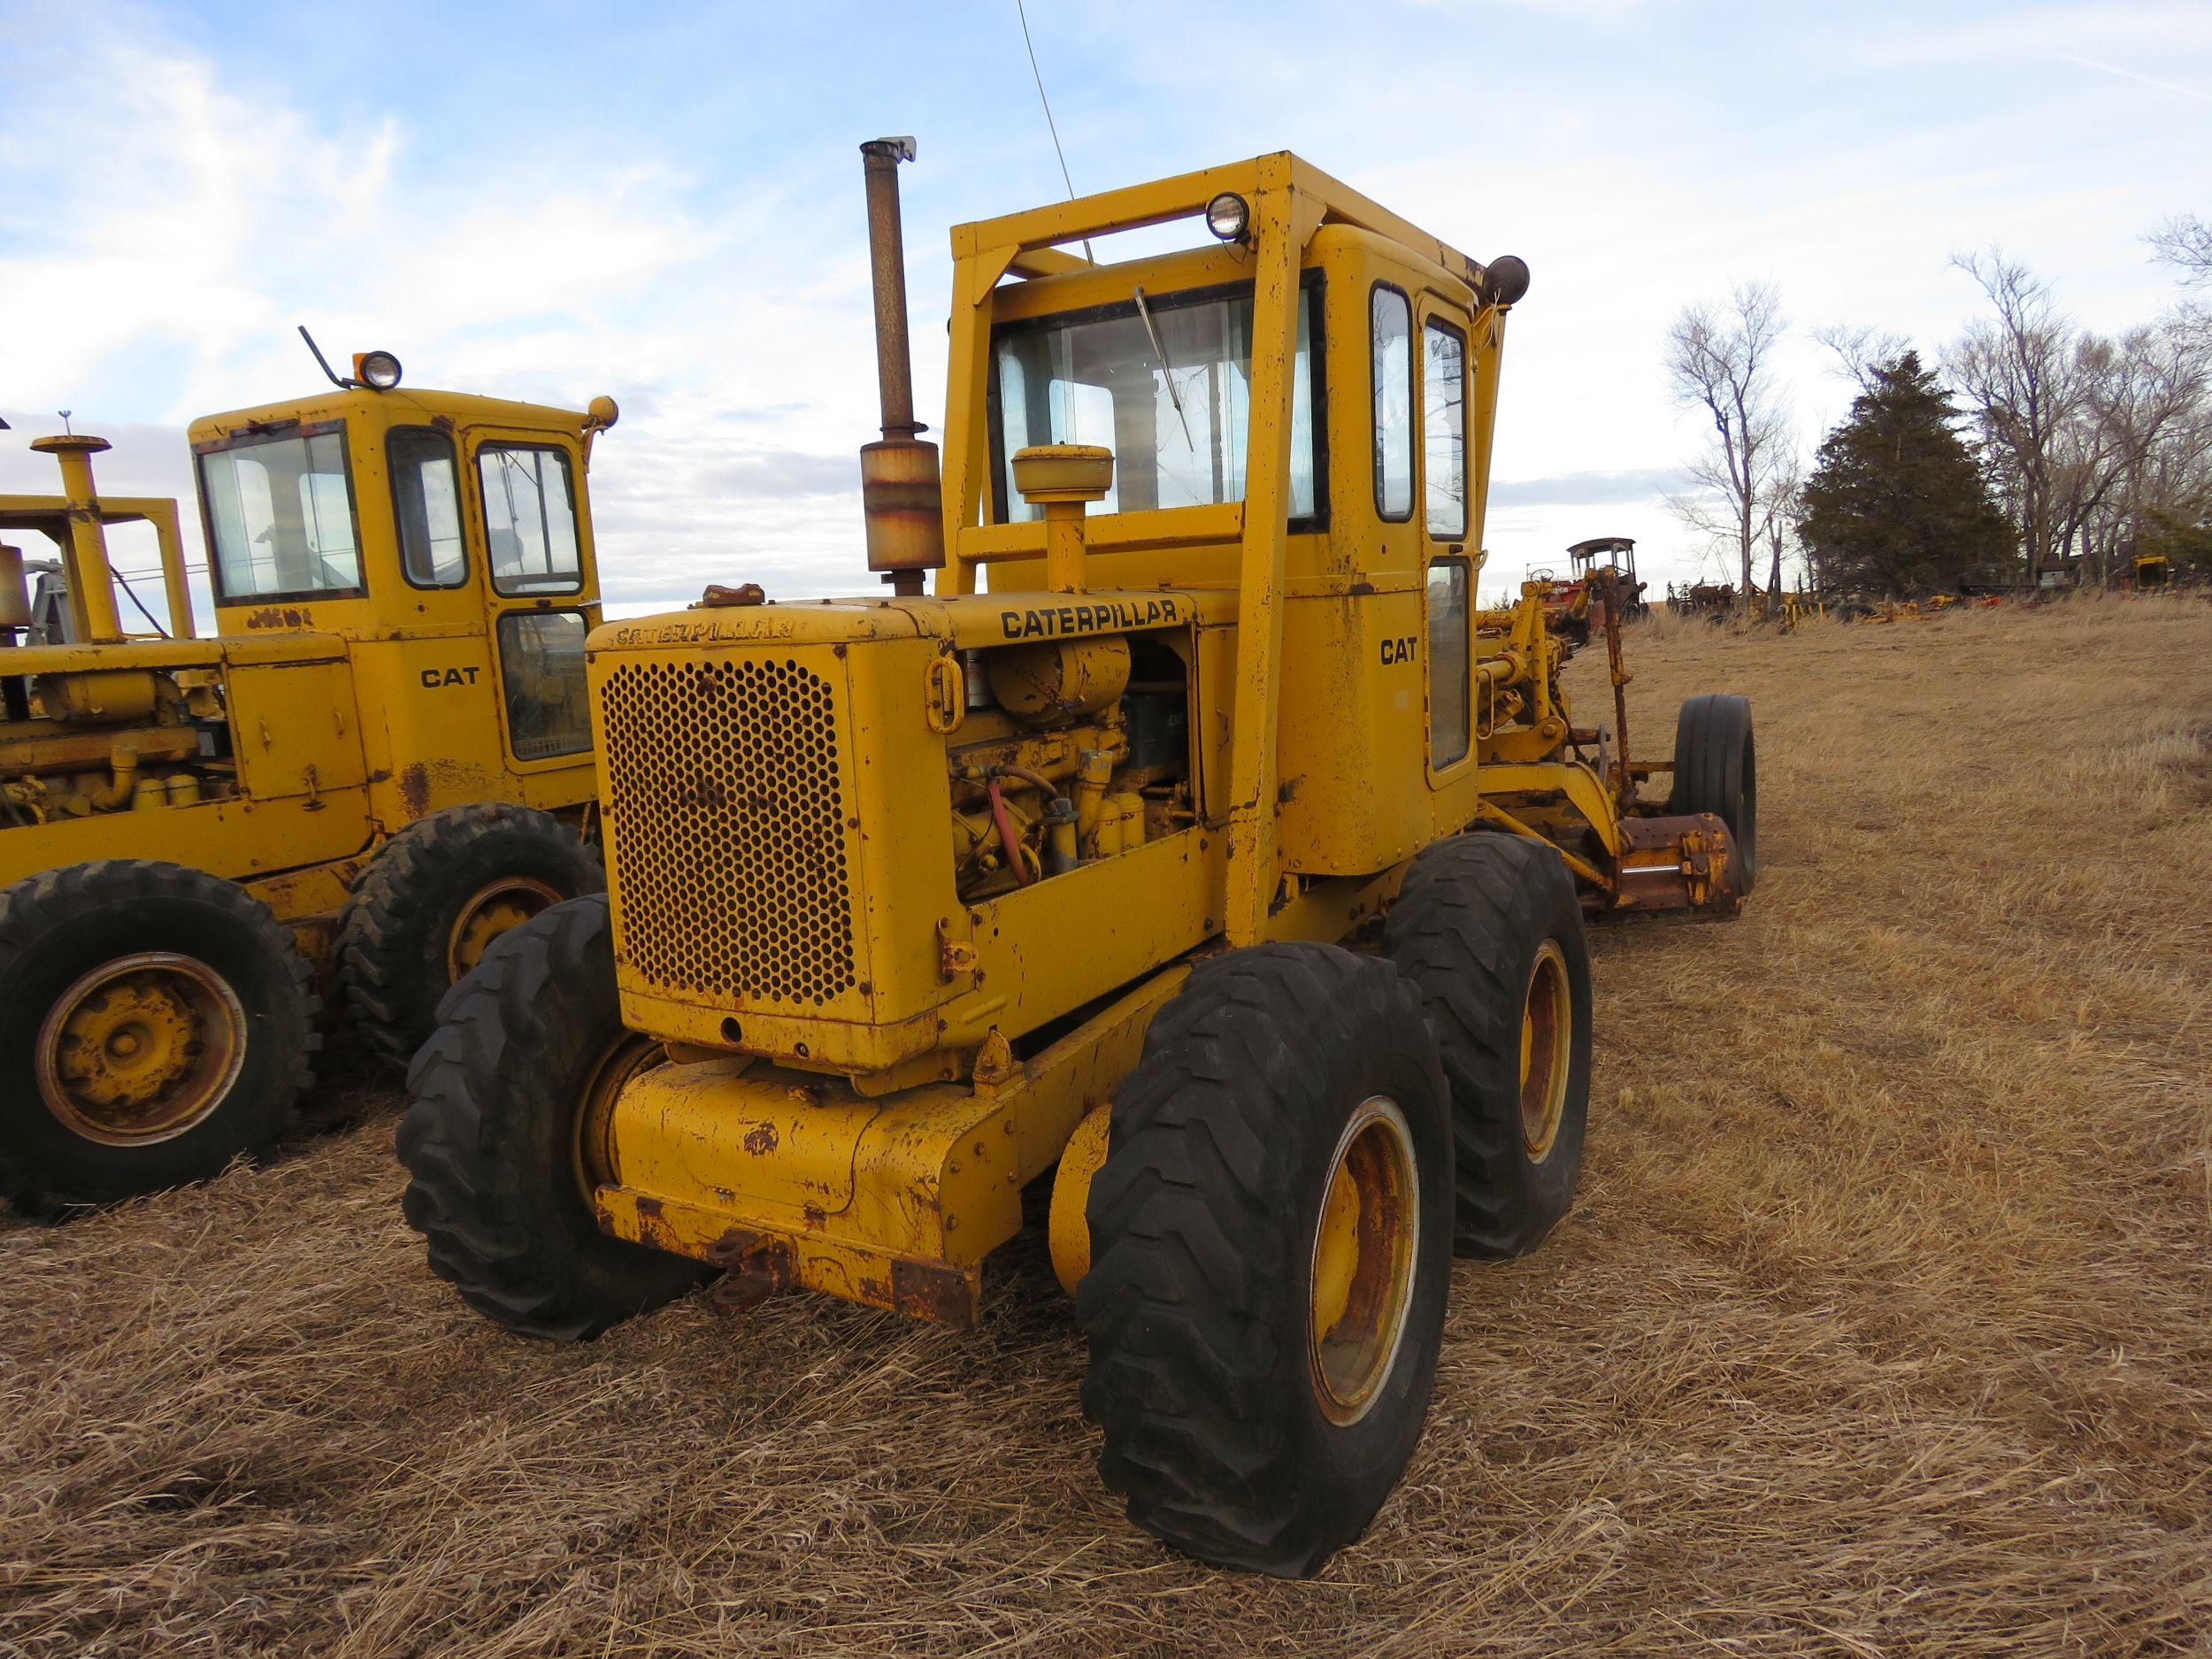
[703,1227,794,1314]
[741,1122,779,1156]
[397,763,430,818]
[628,1195,681,1253]
[244,605,311,630]
[891,1259,977,1328]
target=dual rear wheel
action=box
[387,834,1594,1579]
[1076,833,1592,1576]
[0,805,601,1214]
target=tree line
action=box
[1663,214,2212,603]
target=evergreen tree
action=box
[1799,351,2014,595]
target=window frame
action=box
[474,440,586,598]
[193,418,368,607]
[983,271,1330,533]
[388,424,471,592]
[1421,313,1470,542]
[1370,281,1416,525]
[1424,553,1474,773]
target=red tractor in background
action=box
[1523,535,1647,644]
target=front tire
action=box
[1384,833,1594,1257]
[1076,943,1453,1577]
[338,803,603,1070]
[396,895,705,1340]
[1669,693,1758,890]
[0,860,317,1214]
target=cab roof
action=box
[188,386,592,446]
[951,151,1491,297]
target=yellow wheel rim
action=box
[35,953,248,1145]
[445,877,564,981]
[572,1033,665,1204]
[1307,1094,1421,1426]
[1520,941,1572,1161]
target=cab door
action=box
[465,428,600,780]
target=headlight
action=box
[1204,192,1250,243]
[355,349,403,390]
[1484,256,1531,308]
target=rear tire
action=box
[338,803,602,1071]
[0,860,317,1215]
[1384,833,1594,1257]
[396,894,705,1340]
[1077,942,1452,1577]
[1669,692,1758,891]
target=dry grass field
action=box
[3,595,2208,1657]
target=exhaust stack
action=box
[857,136,945,597]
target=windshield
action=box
[198,426,363,601]
[991,280,1320,523]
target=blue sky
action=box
[3,0,2208,614]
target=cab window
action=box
[1426,557,1471,767]
[390,427,466,588]
[198,425,363,602]
[1424,319,1467,540]
[478,443,583,595]
[990,278,1324,524]
[1371,285,1414,521]
[498,611,591,759]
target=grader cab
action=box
[400,143,1756,1576]
[0,365,625,1210]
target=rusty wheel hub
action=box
[36,954,247,1144]
[445,877,564,981]
[1519,941,1572,1160]
[1307,1094,1420,1426]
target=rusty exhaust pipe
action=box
[857,136,944,597]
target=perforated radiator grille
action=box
[599,656,856,1005]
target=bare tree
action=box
[1665,282,1789,614]
[2075,317,2212,575]
[1812,323,1913,396]
[1761,445,1804,598]
[1947,250,2212,581]
[2147,214,2212,288]
[1946,251,2083,580]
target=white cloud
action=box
[0,27,909,607]
[5,1,2208,606]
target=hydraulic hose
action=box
[987,780,1035,887]
[992,762,1066,803]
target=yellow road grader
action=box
[400,142,1757,1575]
[1,362,625,1210]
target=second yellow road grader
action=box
[2,359,626,1211]
[401,142,1756,1575]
